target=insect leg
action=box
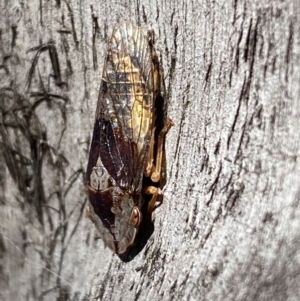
[150,118,174,182]
[143,186,161,213]
[144,127,156,177]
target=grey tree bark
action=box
[1,1,300,300]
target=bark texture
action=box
[1,1,300,300]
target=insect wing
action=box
[86,22,154,253]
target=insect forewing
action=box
[86,22,155,254]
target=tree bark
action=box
[1,1,300,300]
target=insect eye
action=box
[128,207,141,227]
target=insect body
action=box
[86,21,173,254]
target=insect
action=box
[85,21,173,254]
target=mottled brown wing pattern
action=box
[87,22,154,190]
[94,22,153,190]
[85,22,155,254]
